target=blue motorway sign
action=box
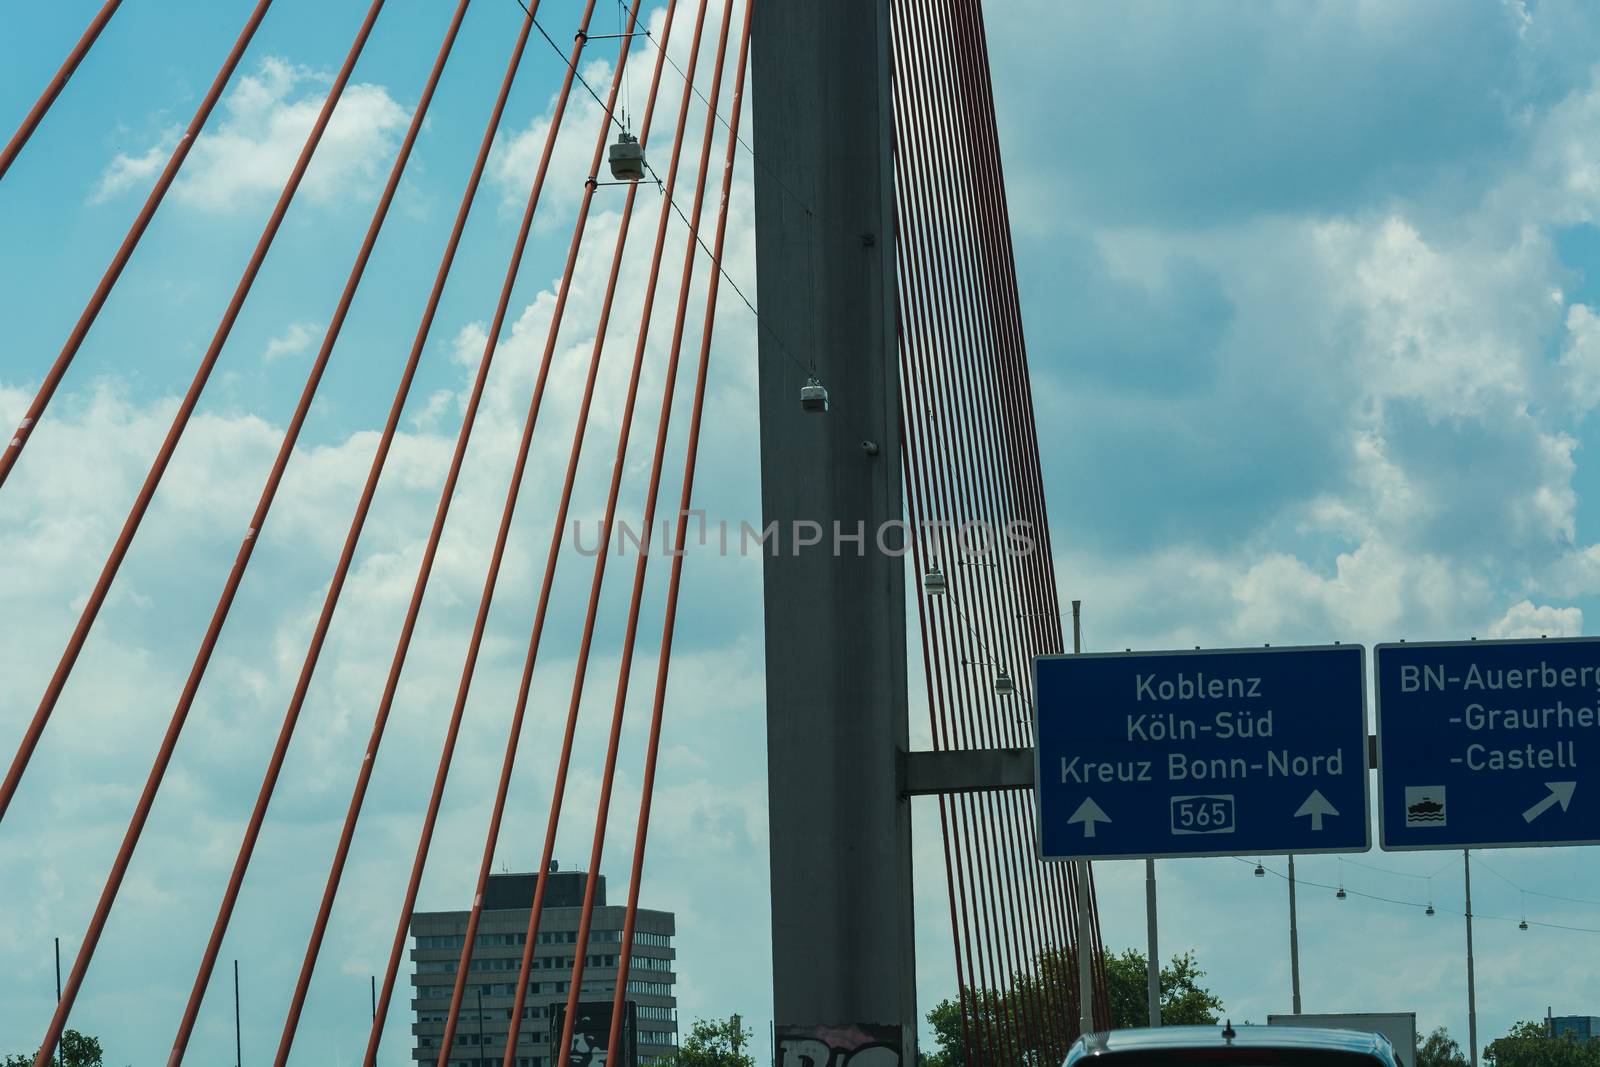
[1376,638,1600,851]
[1033,645,1370,861]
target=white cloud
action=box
[1316,214,1544,420]
[263,321,321,363]
[90,137,173,204]
[1487,599,1583,638]
[91,57,411,214]
[1560,302,1600,412]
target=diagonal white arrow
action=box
[1294,789,1339,831]
[1068,797,1111,838]
[1523,781,1577,823]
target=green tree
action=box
[2,1031,104,1067]
[1485,1021,1600,1067]
[667,1015,756,1067]
[923,947,1225,1067]
[923,997,966,1067]
[1417,1027,1470,1067]
[1102,949,1224,1029]
[922,988,1013,1067]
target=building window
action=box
[625,979,672,997]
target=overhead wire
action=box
[1472,855,1600,908]
[1342,855,1456,882]
[512,0,877,435]
[640,22,815,216]
[1316,852,1592,913]
[1239,857,1600,934]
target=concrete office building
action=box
[410,868,677,1067]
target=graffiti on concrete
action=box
[777,1023,902,1067]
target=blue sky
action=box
[5,0,1600,1063]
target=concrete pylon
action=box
[750,1,916,1065]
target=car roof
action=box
[1066,1025,1397,1067]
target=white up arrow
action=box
[1294,789,1340,831]
[1523,781,1577,823]
[1068,797,1111,838]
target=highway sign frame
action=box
[1032,643,1372,862]
[1375,636,1600,852]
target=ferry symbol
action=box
[1409,799,1444,820]
[1404,786,1447,828]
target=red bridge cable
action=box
[921,0,1068,1017]
[908,337,1018,1062]
[893,46,1033,1062]
[939,0,1105,1025]
[358,0,667,1058]
[929,73,1059,1049]
[418,0,700,1059]
[972,0,1111,1020]
[501,0,736,1057]
[166,0,506,1057]
[24,1,391,1062]
[0,0,276,491]
[370,0,657,1054]
[897,273,996,1061]
[900,386,992,1067]
[0,0,123,181]
[268,2,597,1060]
[897,347,983,1067]
[422,0,703,1043]
[896,0,1074,1049]
[919,289,1036,1065]
[558,5,751,1063]
[600,4,749,1062]
[949,0,1063,634]
[897,259,1005,1065]
[0,0,379,825]
[909,28,1064,1043]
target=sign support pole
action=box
[1464,849,1478,1067]
[1287,854,1302,1014]
[1145,859,1160,1026]
[1072,601,1095,1036]
[54,937,62,1067]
